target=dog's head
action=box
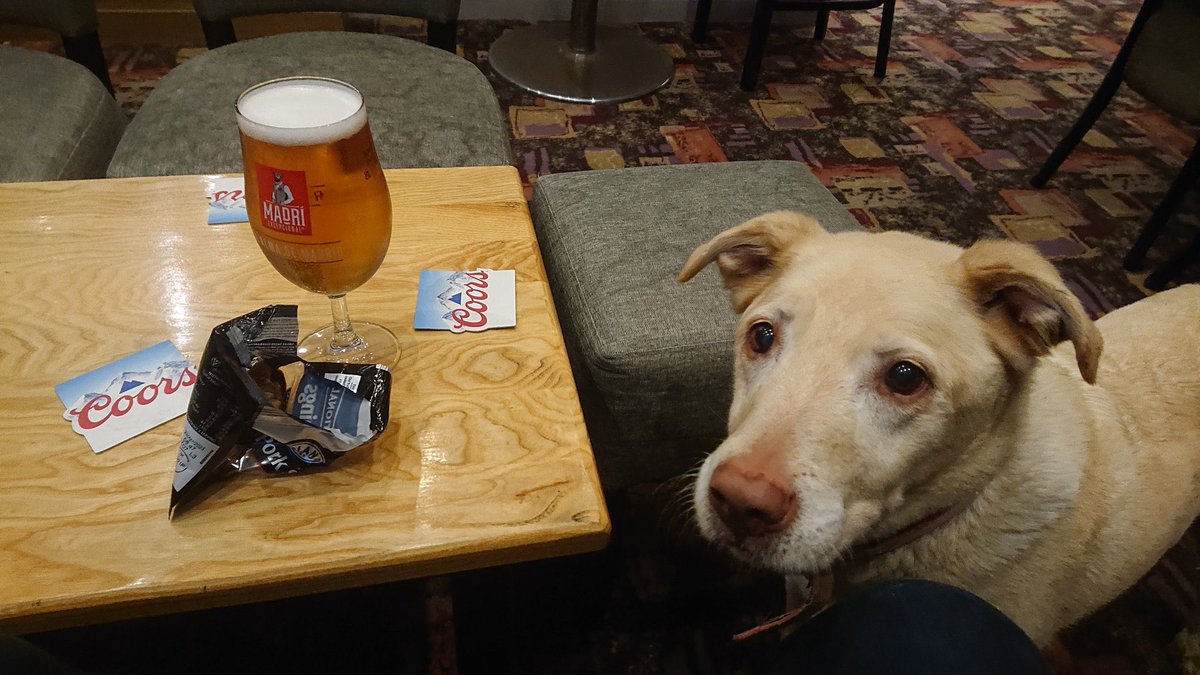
[680,211,1102,574]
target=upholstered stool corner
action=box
[530,161,862,491]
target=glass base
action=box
[297,321,400,366]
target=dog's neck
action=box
[841,490,980,567]
[734,492,979,642]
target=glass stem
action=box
[328,294,363,352]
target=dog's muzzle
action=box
[707,455,799,540]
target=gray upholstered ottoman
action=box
[0,46,125,182]
[107,32,512,177]
[531,161,862,491]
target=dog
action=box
[680,211,1200,646]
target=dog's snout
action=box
[708,458,797,539]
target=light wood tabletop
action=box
[0,166,609,634]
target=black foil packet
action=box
[170,305,390,518]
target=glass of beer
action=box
[236,76,398,364]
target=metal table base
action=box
[489,1,674,104]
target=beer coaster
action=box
[205,176,249,225]
[56,341,197,454]
[414,269,516,333]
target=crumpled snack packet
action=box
[170,305,390,518]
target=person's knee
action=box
[768,580,1049,675]
[0,634,87,675]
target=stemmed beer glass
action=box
[236,76,399,364]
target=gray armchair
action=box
[1032,0,1200,290]
[0,1,126,182]
[106,0,511,178]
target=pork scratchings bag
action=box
[170,305,390,518]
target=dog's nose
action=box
[708,458,797,539]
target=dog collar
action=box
[732,491,980,642]
[844,491,980,565]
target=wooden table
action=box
[0,167,609,634]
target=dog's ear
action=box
[679,211,827,313]
[956,240,1102,384]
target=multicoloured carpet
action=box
[451,2,1199,310]
[15,0,1200,304]
[8,1,1199,672]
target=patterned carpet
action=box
[9,1,1200,672]
[461,2,1200,308]
[16,2,1200,301]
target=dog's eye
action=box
[884,361,928,396]
[749,322,775,354]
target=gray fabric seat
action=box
[0,46,126,182]
[531,161,862,491]
[107,31,511,177]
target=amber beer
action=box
[236,77,391,296]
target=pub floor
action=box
[9,1,1200,671]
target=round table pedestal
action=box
[489,22,674,104]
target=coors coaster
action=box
[170,305,390,518]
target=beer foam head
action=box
[236,77,366,146]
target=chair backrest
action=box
[193,0,461,24]
[1123,0,1200,124]
[0,0,98,38]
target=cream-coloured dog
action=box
[680,211,1200,646]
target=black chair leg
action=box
[1030,68,1126,188]
[1144,228,1200,291]
[428,19,457,52]
[873,0,896,79]
[1124,139,1200,271]
[693,0,714,43]
[62,32,114,96]
[200,18,236,50]
[813,9,830,40]
[740,0,775,91]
